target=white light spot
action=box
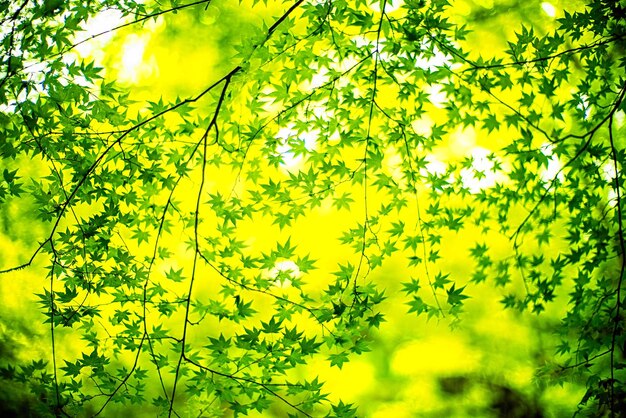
[412,117,433,137]
[259,86,281,114]
[327,129,341,145]
[539,143,563,185]
[351,36,391,61]
[385,150,404,181]
[576,93,592,120]
[301,130,318,149]
[427,84,447,108]
[275,125,318,169]
[541,2,556,17]
[83,9,123,40]
[276,125,297,141]
[421,156,447,177]
[22,61,47,77]
[309,68,328,90]
[602,162,617,183]
[460,147,500,193]
[352,35,373,49]
[415,41,453,72]
[75,9,123,57]
[312,102,332,120]
[608,189,618,206]
[338,55,359,72]
[301,68,330,93]
[370,0,404,13]
[0,103,16,113]
[268,260,300,288]
[120,35,146,82]
[449,125,476,157]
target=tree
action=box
[0,0,624,416]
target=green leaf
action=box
[328,352,350,369]
[446,284,470,306]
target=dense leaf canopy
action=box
[0,0,625,416]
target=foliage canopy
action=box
[0,0,625,416]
